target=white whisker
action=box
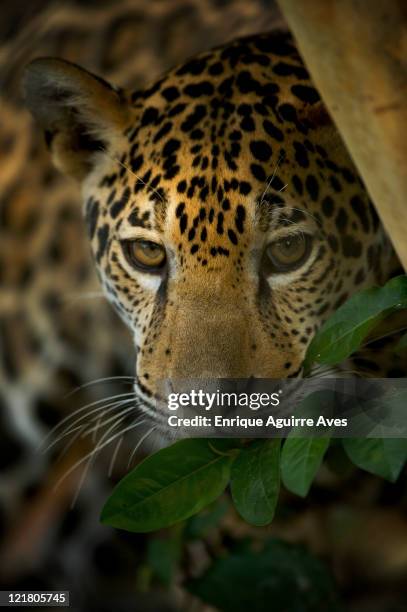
[259,153,285,206]
[127,425,157,468]
[282,205,322,228]
[43,396,137,453]
[63,414,126,505]
[58,415,149,495]
[64,376,135,399]
[41,391,137,447]
[82,402,138,437]
[108,437,124,478]
[57,424,87,460]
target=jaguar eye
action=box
[266,233,312,272]
[122,239,166,272]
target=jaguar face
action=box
[24,32,391,410]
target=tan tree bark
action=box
[277,0,407,270]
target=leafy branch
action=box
[101,275,407,533]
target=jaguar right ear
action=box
[23,58,131,180]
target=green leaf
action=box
[100,438,238,533]
[279,391,331,497]
[343,438,407,482]
[230,439,280,526]
[304,275,407,370]
[188,538,340,612]
[281,437,330,497]
[348,389,407,437]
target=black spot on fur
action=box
[251,163,266,182]
[180,214,188,234]
[176,203,185,218]
[335,208,348,231]
[209,61,224,76]
[235,205,246,233]
[263,119,284,141]
[163,139,181,157]
[291,84,320,104]
[329,175,342,193]
[305,175,319,201]
[184,82,214,97]
[161,86,180,102]
[96,224,109,261]
[327,234,338,253]
[250,140,272,162]
[239,181,252,195]
[181,105,207,132]
[354,268,366,284]
[292,175,303,195]
[236,70,260,94]
[141,107,159,126]
[128,208,150,228]
[294,141,309,168]
[255,32,296,56]
[111,187,130,219]
[130,154,144,172]
[273,62,309,79]
[216,212,224,234]
[168,103,187,117]
[350,195,370,232]
[240,116,255,132]
[177,57,208,76]
[85,198,99,239]
[228,229,238,245]
[278,103,297,124]
[322,196,335,217]
[153,122,172,143]
[341,235,362,257]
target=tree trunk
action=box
[277,0,407,270]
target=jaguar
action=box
[23,30,402,412]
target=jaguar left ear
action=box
[23,58,131,180]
